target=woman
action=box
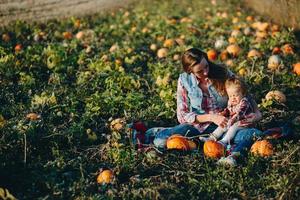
[151,48,263,165]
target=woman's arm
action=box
[177,78,228,127]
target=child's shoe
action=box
[217,155,237,167]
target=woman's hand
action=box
[238,112,261,127]
[210,114,228,128]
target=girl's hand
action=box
[238,113,258,127]
[210,114,228,128]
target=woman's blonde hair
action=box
[182,48,229,95]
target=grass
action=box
[0,0,299,199]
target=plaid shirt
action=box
[225,97,253,125]
[177,79,222,133]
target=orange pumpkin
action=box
[97,169,114,184]
[265,90,286,103]
[293,63,300,76]
[247,49,262,58]
[26,113,40,121]
[62,31,73,40]
[166,134,190,151]
[207,49,218,61]
[187,140,197,150]
[15,44,22,52]
[281,44,294,55]
[226,44,241,57]
[157,48,168,58]
[250,140,273,157]
[203,140,225,159]
[163,39,175,48]
[272,47,281,55]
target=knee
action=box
[153,138,167,149]
[234,128,262,142]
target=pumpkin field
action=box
[0,0,300,199]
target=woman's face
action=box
[190,58,209,80]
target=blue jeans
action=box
[152,123,263,155]
[152,123,216,148]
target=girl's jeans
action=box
[150,123,264,155]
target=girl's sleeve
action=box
[176,79,197,124]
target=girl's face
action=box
[226,86,243,106]
[190,58,209,80]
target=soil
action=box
[0,0,135,26]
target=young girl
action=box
[200,77,255,146]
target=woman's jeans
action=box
[150,123,264,155]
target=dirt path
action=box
[0,0,135,26]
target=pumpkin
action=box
[255,31,268,38]
[75,31,84,40]
[2,33,10,42]
[163,39,175,48]
[281,44,294,55]
[293,63,300,76]
[26,113,40,121]
[74,19,81,28]
[97,169,114,184]
[228,37,237,44]
[207,49,218,61]
[175,38,185,46]
[150,44,157,51]
[203,140,225,158]
[220,50,229,61]
[188,140,197,150]
[247,49,262,58]
[166,134,190,151]
[246,16,254,22]
[214,38,227,50]
[110,118,126,131]
[243,27,252,36]
[226,44,241,57]
[109,44,119,52]
[265,90,286,103]
[62,31,73,40]
[157,48,168,58]
[267,55,281,70]
[250,140,273,157]
[272,47,281,55]
[180,17,192,23]
[15,44,22,52]
[238,68,247,76]
[231,30,242,38]
[173,54,180,61]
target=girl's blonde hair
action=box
[225,77,248,96]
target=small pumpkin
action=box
[163,39,175,48]
[2,33,10,42]
[220,50,229,61]
[187,140,197,150]
[166,134,190,151]
[110,118,126,131]
[272,47,281,55]
[150,44,157,51]
[267,55,281,71]
[207,49,218,61]
[15,44,22,52]
[265,90,286,103]
[62,31,73,40]
[214,38,227,50]
[250,140,273,157]
[203,140,225,159]
[231,30,242,38]
[26,113,40,121]
[293,63,300,76]
[97,169,114,184]
[281,44,294,55]
[247,49,262,58]
[226,44,241,57]
[157,48,168,58]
